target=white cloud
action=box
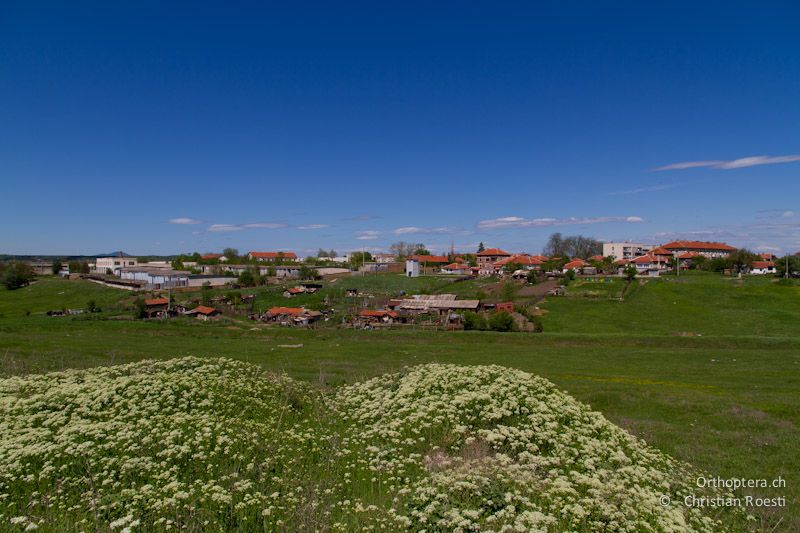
[208,224,244,232]
[607,184,678,195]
[240,222,288,229]
[355,230,381,240]
[169,217,202,225]
[392,226,463,235]
[653,154,800,171]
[297,224,329,230]
[782,210,795,218]
[478,216,644,229]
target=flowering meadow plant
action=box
[0,358,747,531]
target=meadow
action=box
[0,273,798,530]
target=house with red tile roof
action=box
[493,254,543,274]
[750,261,776,275]
[185,305,220,320]
[661,240,735,258]
[358,310,400,324]
[441,262,471,275]
[265,306,322,326]
[409,254,449,263]
[563,259,587,272]
[201,253,228,261]
[476,248,511,275]
[631,254,671,275]
[248,251,299,262]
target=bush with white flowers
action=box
[0,358,747,531]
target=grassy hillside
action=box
[0,273,797,529]
[539,271,800,337]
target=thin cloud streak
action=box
[478,216,644,229]
[297,224,330,230]
[392,226,465,235]
[208,222,288,232]
[169,217,202,225]
[355,230,381,240]
[607,184,678,195]
[653,154,800,171]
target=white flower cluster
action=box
[0,357,325,531]
[0,358,745,531]
[333,364,746,532]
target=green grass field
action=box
[1,273,798,529]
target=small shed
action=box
[185,305,220,320]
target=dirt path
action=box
[515,279,560,301]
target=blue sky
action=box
[1,2,799,256]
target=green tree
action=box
[489,311,514,332]
[776,255,800,278]
[51,260,62,275]
[223,248,239,261]
[238,270,255,287]
[3,262,35,290]
[299,265,321,280]
[133,298,147,319]
[501,281,516,301]
[463,312,488,330]
[226,291,241,306]
[201,283,212,305]
[477,242,485,253]
[623,265,637,281]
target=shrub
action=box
[2,262,35,290]
[488,310,514,332]
[132,298,146,319]
[463,311,488,330]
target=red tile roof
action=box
[443,263,467,270]
[409,255,449,263]
[589,255,605,262]
[494,254,543,267]
[453,256,467,263]
[201,253,224,260]
[359,310,399,318]
[661,241,736,252]
[614,258,631,265]
[144,297,169,306]
[631,254,668,264]
[268,306,305,316]
[751,261,775,269]
[650,247,674,256]
[477,248,511,257]
[564,259,586,269]
[190,305,217,315]
[676,251,700,259]
[759,253,777,260]
[249,251,298,259]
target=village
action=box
[12,238,797,331]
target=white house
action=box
[405,259,420,277]
[750,261,776,275]
[119,267,189,289]
[95,254,137,275]
[373,253,397,264]
[602,242,655,261]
